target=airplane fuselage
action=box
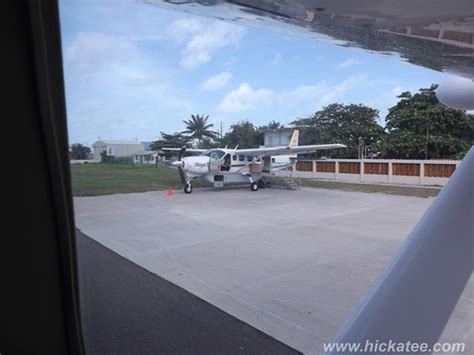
[176,149,265,185]
[171,149,271,191]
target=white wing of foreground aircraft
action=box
[145,0,474,110]
[164,142,345,193]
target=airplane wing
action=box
[236,144,346,157]
[162,147,207,153]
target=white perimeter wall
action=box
[275,159,460,186]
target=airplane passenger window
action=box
[59,0,473,353]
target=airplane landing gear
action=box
[244,173,259,192]
[184,183,193,194]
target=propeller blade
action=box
[177,167,187,186]
[178,146,186,161]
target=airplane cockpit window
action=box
[200,149,225,159]
[209,150,225,160]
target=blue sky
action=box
[59,0,445,145]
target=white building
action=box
[263,128,293,147]
[92,140,145,160]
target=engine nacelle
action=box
[436,75,474,110]
[182,156,210,175]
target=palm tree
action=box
[182,114,218,148]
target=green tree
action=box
[201,137,221,149]
[259,120,284,131]
[221,121,262,148]
[182,114,218,148]
[292,103,384,158]
[150,132,189,150]
[381,85,473,159]
[70,143,91,160]
[149,132,189,158]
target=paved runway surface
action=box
[77,230,299,355]
[75,187,473,354]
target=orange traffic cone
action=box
[166,186,174,197]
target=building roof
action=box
[262,127,293,134]
[93,140,143,146]
[142,141,152,150]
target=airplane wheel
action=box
[184,184,193,194]
[250,182,258,191]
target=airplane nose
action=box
[172,160,184,168]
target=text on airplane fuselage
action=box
[194,162,207,168]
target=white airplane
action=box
[165,138,345,193]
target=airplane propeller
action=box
[177,166,187,186]
[171,145,187,168]
[171,145,187,186]
[178,145,186,161]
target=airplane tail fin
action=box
[289,130,299,147]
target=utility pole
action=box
[220,121,223,139]
[358,136,364,159]
[425,125,429,160]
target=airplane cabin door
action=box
[263,156,271,173]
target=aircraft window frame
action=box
[247,156,253,162]
[232,155,237,161]
[238,155,244,161]
[205,149,225,160]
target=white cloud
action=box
[63,31,193,144]
[217,74,368,116]
[168,18,244,69]
[217,83,273,112]
[167,18,203,41]
[319,74,367,103]
[65,32,142,72]
[278,74,367,106]
[200,72,232,91]
[336,59,360,70]
[279,83,326,102]
[64,31,164,90]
